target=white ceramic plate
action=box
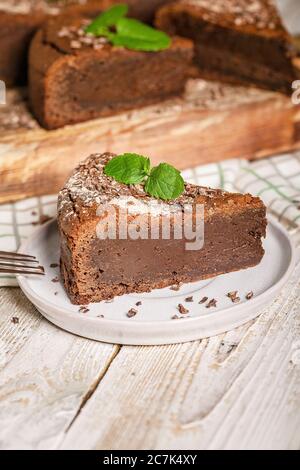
[17,216,295,345]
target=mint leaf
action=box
[113,18,171,51]
[104,153,150,184]
[145,163,185,200]
[85,3,128,35]
[84,6,171,52]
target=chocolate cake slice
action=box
[28,13,193,129]
[155,0,300,94]
[0,1,174,87]
[57,153,267,304]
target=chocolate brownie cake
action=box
[57,152,267,304]
[28,14,193,129]
[155,0,299,94]
[0,1,173,87]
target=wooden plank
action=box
[0,288,117,450]
[59,258,300,450]
[1,79,300,204]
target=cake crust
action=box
[58,153,267,304]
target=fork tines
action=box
[0,251,44,276]
[0,250,38,262]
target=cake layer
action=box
[155,0,299,94]
[58,153,267,304]
[28,15,193,129]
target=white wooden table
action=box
[0,231,299,450]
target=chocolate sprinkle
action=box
[79,305,89,313]
[206,298,217,308]
[51,276,59,283]
[199,296,208,304]
[136,301,142,306]
[127,308,138,318]
[246,291,254,300]
[185,296,194,302]
[50,263,59,268]
[227,291,240,303]
[11,317,19,324]
[177,303,189,314]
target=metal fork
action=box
[0,251,45,276]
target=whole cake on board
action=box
[57,152,267,305]
[155,0,300,93]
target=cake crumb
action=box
[177,303,189,314]
[127,308,138,318]
[246,291,254,300]
[97,314,105,318]
[51,276,59,283]
[185,296,194,302]
[199,296,208,304]
[206,298,217,308]
[136,301,142,306]
[11,317,19,324]
[54,291,58,296]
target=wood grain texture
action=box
[1,79,300,204]
[0,236,299,449]
[0,288,117,450]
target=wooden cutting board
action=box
[0,77,300,204]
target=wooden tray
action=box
[0,78,300,204]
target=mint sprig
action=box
[104,153,185,201]
[85,4,171,52]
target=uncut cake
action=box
[155,0,299,94]
[57,152,267,305]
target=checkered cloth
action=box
[1,151,300,287]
